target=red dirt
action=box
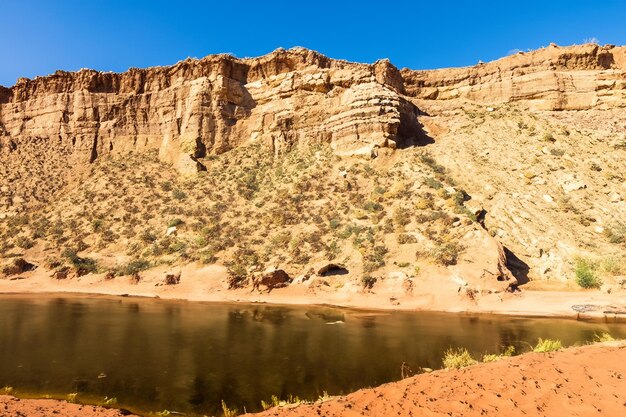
[0,395,133,417]
[246,342,626,417]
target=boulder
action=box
[252,269,292,293]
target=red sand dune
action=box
[247,342,626,417]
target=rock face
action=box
[402,43,626,110]
[0,48,420,178]
[1,43,624,214]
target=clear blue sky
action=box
[1,0,625,87]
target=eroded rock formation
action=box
[0,48,421,178]
[1,44,624,211]
[403,43,626,110]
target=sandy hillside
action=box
[2,43,626,304]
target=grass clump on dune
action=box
[533,338,562,353]
[593,332,615,343]
[442,347,477,369]
[482,345,515,363]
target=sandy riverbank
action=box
[246,341,626,417]
[0,395,134,417]
[2,342,624,417]
[1,263,625,319]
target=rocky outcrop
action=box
[0,48,420,179]
[402,43,626,110]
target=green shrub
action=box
[140,229,158,243]
[442,348,477,369]
[601,257,623,275]
[392,206,411,227]
[15,236,34,249]
[604,222,626,245]
[420,153,446,174]
[549,147,565,157]
[122,259,151,276]
[363,245,388,272]
[329,218,341,230]
[62,248,98,276]
[172,189,187,200]
[91,219,104,232]
[160,181,173,192]
[363,201,383,212]
[533,338,562,353]
[574,258,601,289]
[424,176,443,190]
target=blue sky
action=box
[1,0,625,86]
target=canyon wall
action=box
[0,48,420,179]
[2,44,624,186]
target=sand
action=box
[1,264,625,320]
[0,395,134,417]
[246,341,626,417]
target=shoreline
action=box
[0,285,626,324]
[2,341,625,417]
[0,263,625,321]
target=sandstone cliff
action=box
[0,48,419,177]
[403,43,626,110]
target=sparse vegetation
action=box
[533,338,562,353]
[102,396,117,406]
[361,275,377,289]
[261,394,302,410]
[221,400,238,417]
[482,346,515,362]
[0,142,485,290]
[442,347,478,369]
[593,332,615,343]
[574,258,602,289]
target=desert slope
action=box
[1,43,625,299]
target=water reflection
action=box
[0,296,624,415]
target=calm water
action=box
[0,296,625,415]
